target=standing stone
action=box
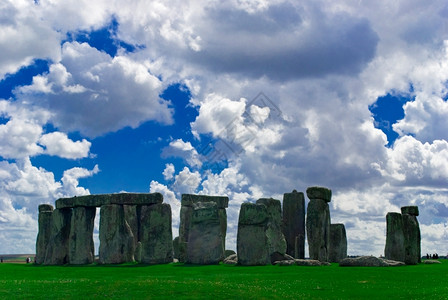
[306,186,331,262]
[186,202,223,264]
[99,204,135,264]
[401,206,421,265]
[384,212,405,262]
[329,223,347,263]
[173,236,180,259]
[124,205,140,250]
[140,203,173,264]
[256,198,287,262]
[36,204,54,264]
[237,202,270,266]
[282,190,305,258]
[179,194,228,263]
[69,206,96,264]
[44,208,72,265]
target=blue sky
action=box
[1,0,448,256]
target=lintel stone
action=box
[181,194,229,209]
[56,193,163,209]
[306,186,332,202]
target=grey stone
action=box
[339,256,405,267]
[181,194,229,209]
[384,212,405,262]
[35,204,54,264]
[329,224,347,263]
[424,259,441,264]
[295,259,331,266]
[99,204,135,264]
[173,236,180,259]
[56,193,163,209]
[186,202,224,264]
[44,208,72,265]
[402,213,421,265]
[225,249,236,257]
[256,198,287,263]
[306,198,331,262]
[224,254,238,265]
[306,186,332,202]
[237,203,270,266]
[401,206,419,216]
[69,206,96,264]
[140,203,173,264]
[282,190,305,258]
[178,205,193,263]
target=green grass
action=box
[0,260,447,299]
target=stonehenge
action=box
[384,206,421,265]
[36,187,423,267]
[36,193,172,265]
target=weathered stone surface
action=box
[181,194,229,209]
[402,213,421,265]
[282,190,305,258]
[225,249,236,257]
[186,202,223,264]
[237,203,270,266]
[99,205,135,264]
[44,208,72,265]
[173,236,180,259]
[140,203,173,264]
[384,212,405,262]
[69,206,96,264]
[124,205,139,247]
[56,193,163,209]
[339,256,405,267]
[274,259,330,266]
[424,259,441,264]
[224,254,238,265]
[36,204,54,264]
[178,205,193,262]
[256,198,287,263]
[329,223,347,263]
[306,186,332,202]
[306,198,331,262]
[401,206,419,216]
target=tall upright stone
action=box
[401,206,421,265]
[99,204,135,264]
[384,212,405,262]
[44,208,72,265]
[36,204,54,264]
[237,202,270,266]
[282,190,305,258]
[256,198,286,262]
[69,206,96,265]
[329,223,347,263]
[306,186,331,262]
[179,194,228,264]
[186,202,223,264]
[140,203,173,264]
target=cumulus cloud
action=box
[162,139,202,168]
[162,163,175,180]
[39,132,91,159]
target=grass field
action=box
[0,260,447,299]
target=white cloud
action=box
[162,163,175,180]
[162,139,202,168]
[39,132,91,159]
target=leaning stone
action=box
[186,202,223,264]
[339,256,405,267]
[401,206,419,216]
[99,204,135,264]
[44,208,72,265]
[306,186,332,202]
[384,212,405,262]
[424,259,441,264]
[402,213,421,265]
[237,203,270,266]
[140,203,173,264]
[69,206,96,264]
[329,224,347,263]
[36,204,54,264]
[282,190,305,258]
[306,198,331,262]
[256,198,287,263]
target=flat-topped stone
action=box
[39,204,54,212]
[306,186,332,202]
[181,194,229,209]
[401,206,419,216]
[56,193,163,209]
[238,202,268,225]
